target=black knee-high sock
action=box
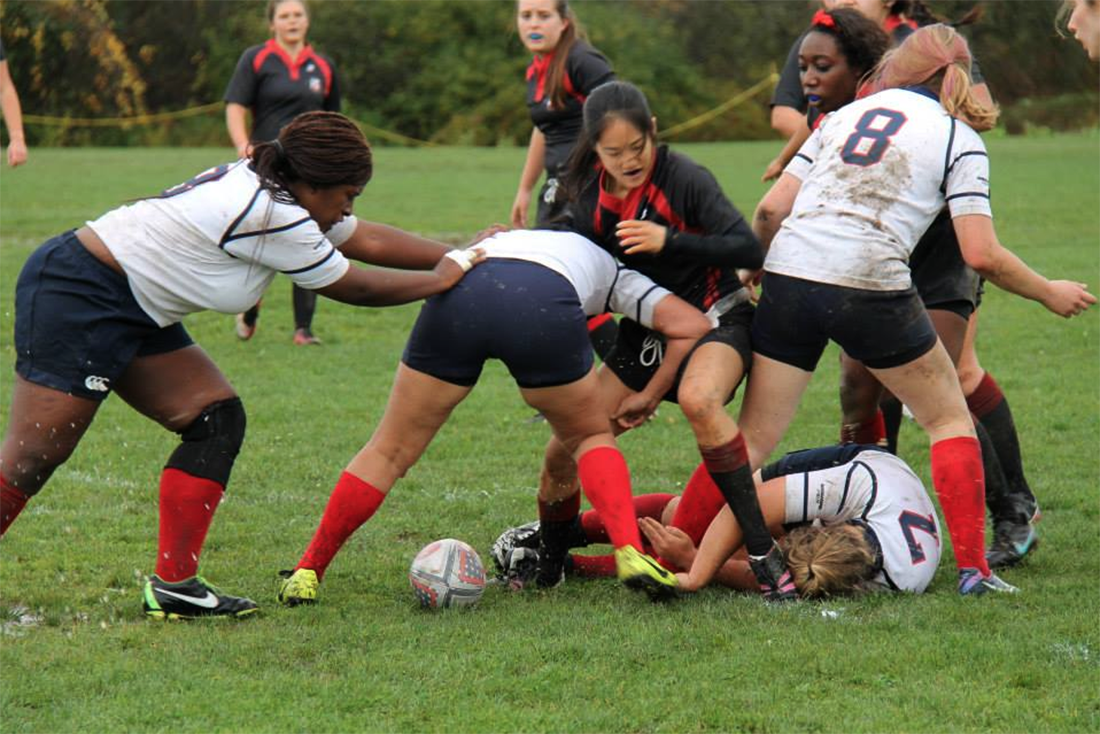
[975,419,1026,527]
[879,396,903,455]
[700,434,772,557]
[968,372,1037,515]
[293,285,318,331]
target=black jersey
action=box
[772,15,985,117]
[224,39,341,144]
[526,41,614,176]
[559,146,762,311]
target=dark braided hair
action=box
[249,111,373,205]
[560,80,654,204]
[810,8,892,77]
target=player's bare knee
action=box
[164,397,246,486]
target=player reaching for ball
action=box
[276,228,714,607]
[1,112,484,620]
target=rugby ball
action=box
[408,538,486,609]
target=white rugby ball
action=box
[408,538,486,609]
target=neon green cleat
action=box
[277,568,319,606]
[615,546,678,602]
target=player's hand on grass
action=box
[616,220,667,256]
[1042,280,1096,318]
[639,517,695,570]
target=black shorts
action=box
[910,211,980,319]
[401,259,592,389]
[14,230,194,401]
[752,272,937,372]
[603,301,754,404]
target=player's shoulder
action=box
[662,147,719,186]
[567,41,612,72]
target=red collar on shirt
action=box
[594,148,658,232]
[253,39,332,94]
[882,14,918,33]
[526,51,555,103]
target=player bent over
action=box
[1,112,483,619]
[277,229,713,606]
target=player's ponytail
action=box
[250,111,373,205]
[781,524,877,598]
[560,81,655,205]
[866,23,998,131]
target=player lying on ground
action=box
[0,111,485,620]
[277,229,713,606]
[744,25,1094,596]
[494,444,942,596]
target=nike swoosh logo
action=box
[157,588,219,608]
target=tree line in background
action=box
[1,0,1097,147]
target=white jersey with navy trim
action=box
[771,88,991,291]
[478,229,674,330]
[88,161,353,326]
[782,448,942,593]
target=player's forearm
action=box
[0,88,25,142]
[517,128,546,192]
[340,221,452,269]
[225,104,250,152]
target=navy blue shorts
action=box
[401,259,592,389]
[14,231,193,401]
[604,301,754,405]
[752,272,937,372]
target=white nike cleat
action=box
[143,574,258,620]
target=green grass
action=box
[1,136,1098,733]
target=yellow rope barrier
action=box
[658,72,779,140]
[20,70,777,143]
[22,102,225,127]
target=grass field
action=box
[0,136,1098,733]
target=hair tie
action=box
[812,9,836,28]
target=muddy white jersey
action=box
[770,88,991,291]
[782,447,942,593]
[479,229,673,330]
[88,160,354,326]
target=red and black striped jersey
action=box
[526,41,615,176]
[224,39,341,144]
[559,146,762,311]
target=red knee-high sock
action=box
[576,446,642,551]
[579,492,675,543]
[297,471,386,580]
[840,410,886,446]
[669,462,726,545]
[156,468,225,582]
[930,436,990,576]
[1,475,29,537]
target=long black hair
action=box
[560,81,654,203]
[250,111,372,205]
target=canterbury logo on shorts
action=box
[84,375,111,392]
[640,334,664,368]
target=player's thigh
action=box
[838,351,884,421]
[737,354,815,468]
[114,345,237,432]
[927,308,969,366]
[1,375,102,489]
[869,341,973,442]
[521,368,612,454]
